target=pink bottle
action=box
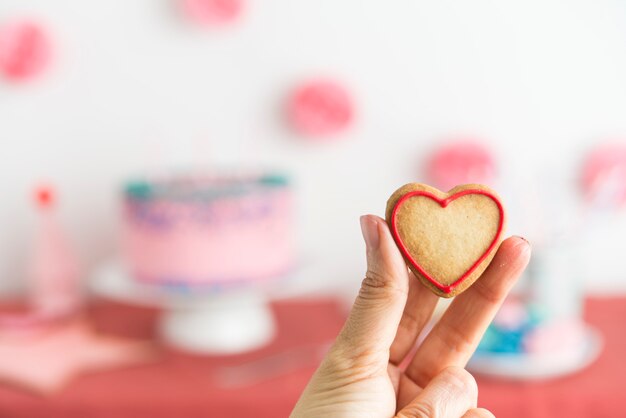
[28,186,82,318]
[580,142,626,208]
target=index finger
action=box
[404,236,531,389]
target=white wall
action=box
[1,0,626,296]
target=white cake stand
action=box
[89,259,350,355]
[89,263,287,355]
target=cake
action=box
[121,173,294,288]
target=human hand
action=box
[291,215,531,417]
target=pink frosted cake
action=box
[121,173,294,288]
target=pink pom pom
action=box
[426,140,496,191]
[287,80,354,138]
[179,0,243,25]
[581,142,626,207]
[0,20,52,81]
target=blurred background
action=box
[0,1,625,417]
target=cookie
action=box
[385,183,506,298]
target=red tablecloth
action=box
[0,297,623,418]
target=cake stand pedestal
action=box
[90,263,276,355]
[159,292,275,354]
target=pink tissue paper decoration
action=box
[580,143,626,208]
[180,0,243,25]
[0,320,156,394]
[426,140,496,191]
[0,20,52,81]
[29,186,82,319]
[287,80,354,138]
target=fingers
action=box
[389,271,439,365]
[462,408,496,418]
[396,367,477,418]
[333,215,411,362]
[405,237,531,388]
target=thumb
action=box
[334,215,410,358]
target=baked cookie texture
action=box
[385,183,506,298]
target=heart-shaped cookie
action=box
[385,183,506,298]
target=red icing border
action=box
[390,189,505,294]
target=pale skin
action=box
[291,215,531,418]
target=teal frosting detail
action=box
[125,181,153,199]
[258,174,289,187]
[125,172,289,202]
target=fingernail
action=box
[514,236,532,251]
[360,215,380,251]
